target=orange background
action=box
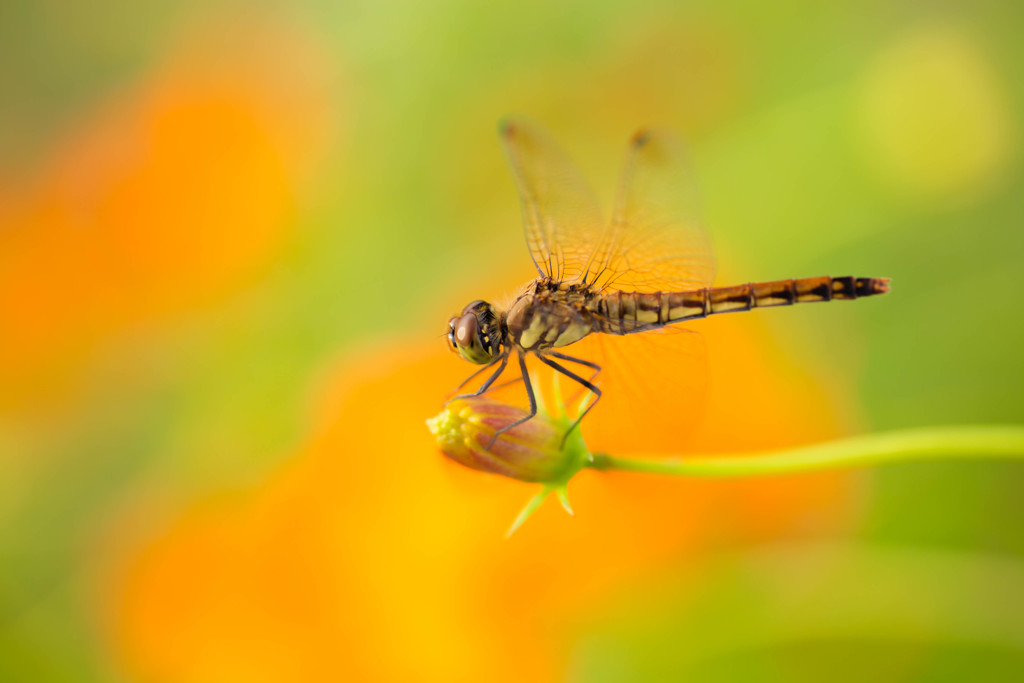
[2,2,1022,681]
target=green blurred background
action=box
[1,0,1022,680]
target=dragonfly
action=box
[446,118,889,444]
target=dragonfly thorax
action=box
[506,280,595,352]
[447,300,505,364]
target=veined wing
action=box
[499,117,606,282]
[566,326,709,454]
[564,129,714,448]
[588,129,715,293]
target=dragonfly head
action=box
[447,300,503,364]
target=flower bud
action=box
[426,397,585,483]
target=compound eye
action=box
[452,312,496,364]
[454,313,479,349]
[446,318,458,350]
[461,300,486,317]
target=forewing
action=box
[588,129,715,293]
[499,117,607,281]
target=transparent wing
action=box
[588,129,715,293]
[499,117,607,281]
[562,327,709,454]
[498,124,715,445]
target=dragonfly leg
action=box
[446,356,500,399]
[484,375,525,394]
[472,353,510,395]
[486,353,537,449]
[546,350,602,407]
[448,353,509,402]
[546,350,602,384]
[537,353,602,443]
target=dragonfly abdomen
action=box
[704,276,891,315]
[596,276,889,334]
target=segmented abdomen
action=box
[594,276,890,335]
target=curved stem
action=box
[588,426,1024,478]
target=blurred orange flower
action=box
[0,15,333,416]
[102,312,856,682]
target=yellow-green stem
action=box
[588,426,1024,477]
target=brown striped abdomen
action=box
[594,276,890,334]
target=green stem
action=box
[588,426,1024,478]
